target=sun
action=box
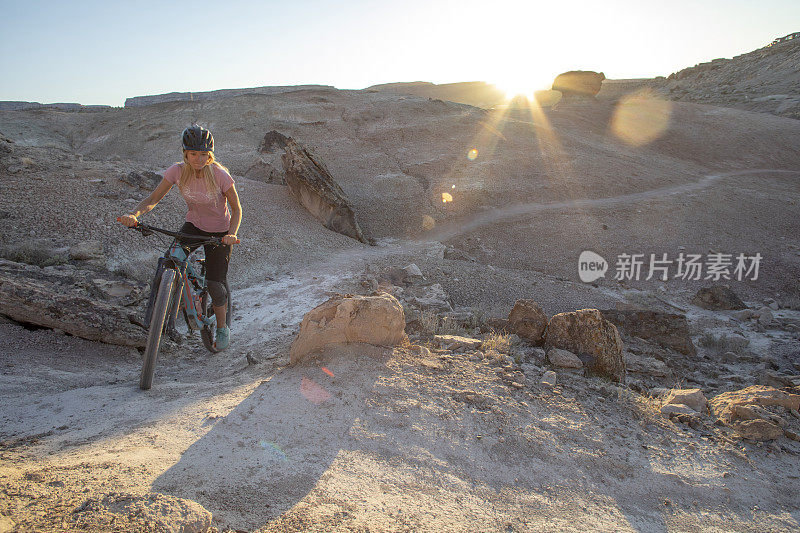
[495,75,553,100]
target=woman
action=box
[119,125,242,351]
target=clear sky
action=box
[1,0,798,106]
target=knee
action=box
[207,280,227,307]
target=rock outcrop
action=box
[600,309,696,355]
[552,71,606,98]
[281,138,368,243]
[123,85,334,107]
[290,293,406,364]
[0,259,147,347]
[653,37,800,119]
[709,386,800,441]
[508,299,548,344]
[544,309,625,383]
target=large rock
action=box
[664,388,708,413]
[552,71,606,98]
[709,386,800,424]
[508,299,548,344]
[544,309,625,383]
[691,285,747,310]
[600,309,695,355]
[0,259,146,347]
[281,138,367,243]
[290,293,406,364]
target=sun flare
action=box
[495,75,553,100]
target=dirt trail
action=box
[424,169,800,242]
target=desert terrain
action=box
[0,37,799,532]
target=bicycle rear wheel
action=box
[140,268,176,390]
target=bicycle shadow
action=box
[152,344,391,531]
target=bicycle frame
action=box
[162,241,217,332]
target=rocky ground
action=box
[1,46,800,531]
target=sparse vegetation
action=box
[417,309,471,338]
[482,331,511,353]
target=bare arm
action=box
[119,179,173,227]
[222,184,242,244]
[132,178,173,217]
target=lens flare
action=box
[611,89,672,146]
[259,440,288,461]
[421,215,435,231]
[442,192,453,203]
[300,376,331,404]
[467,149,478,160]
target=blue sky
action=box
[1,0,798,106]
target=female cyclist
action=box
[119,125,242,350]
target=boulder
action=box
[0,259,146,347]
[544,309,626,383]
[290,293,406,364]
[552,71,606,98]
[664,388,708,413]
[600,309,695,356]
[508,299,548,344]
[691,285,746,310]
[709,386,800,425]
[281,138,367,243]
[547,348,583,369]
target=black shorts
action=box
[176,222,231,284]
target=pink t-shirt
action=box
[163,163,234,233]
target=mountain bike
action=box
[121,220,235,390]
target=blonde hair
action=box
[178,151,231,205]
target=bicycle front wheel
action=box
[140,268,177,390]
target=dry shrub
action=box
[482,331,511,354]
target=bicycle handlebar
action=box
[117,218,240,245]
